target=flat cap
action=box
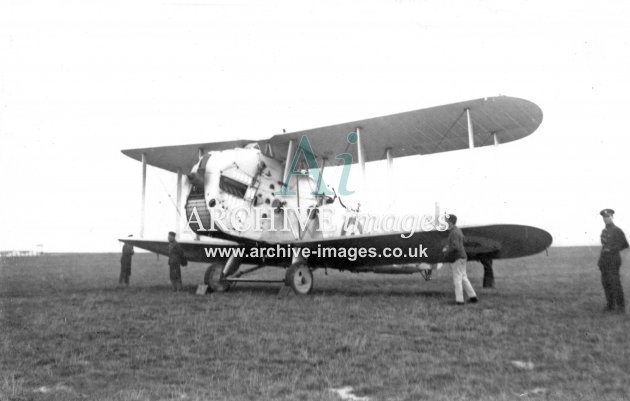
[168,231,176,236]
[600,209,615,217]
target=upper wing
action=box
[121,96,542,173]
[266,96,542,164]
[121,139,255,173]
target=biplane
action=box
[120,96,552,294]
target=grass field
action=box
[1,247,630,401]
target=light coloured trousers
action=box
[451,258,477,303]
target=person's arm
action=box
[442,231,457,259]
[613,229,630,265]
[178,244,188,265]
[617,228,629,251]
[442,231,451,253]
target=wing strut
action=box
[466,108,475,149]
[316,157,327,194]
[175,168,183,236]
[386,148,394,196]
[140,153,147,238]
[356,127,366,191]
[195,148,205,240]
[265,143,274,157]
[385,148,394,209]
[282,139,295,189]
[430,201,442,273]
[386,148,393,169]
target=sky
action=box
[1,0,629,252]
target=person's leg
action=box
[481,257,494,288]
[451,260,464,303]
[174,265,183,291]
[609,264,624,312]
[461,262,477,300]
[601,266,614,310]
[169,265,178,291]
[617,279,625,312]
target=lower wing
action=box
[118,237,242,263]
[119,224,552,267]
[461,224,552,259]
[291,224,552,267]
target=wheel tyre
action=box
[285,263,313,295]
[204,263,231,292]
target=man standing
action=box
[598,209,628,313]
[119,237,134,286]
[478,254,495,289]
[467,252,495,288]
[167,231,186,291]
[443,214,477,305]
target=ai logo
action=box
[277,133,358,196]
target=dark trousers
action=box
[169,263,182,291]
[119,260,131,285]
[479,255,494,288]
[599,257,625,311]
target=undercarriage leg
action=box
[204,255,243,293]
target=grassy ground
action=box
[1,247,629,401]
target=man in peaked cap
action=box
[598,209,629,313]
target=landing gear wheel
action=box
[204,263,231,292]
[285,263,313,295]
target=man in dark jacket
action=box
[167,231,186,291]
[598,209,629,313]
[119,237,134,286]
